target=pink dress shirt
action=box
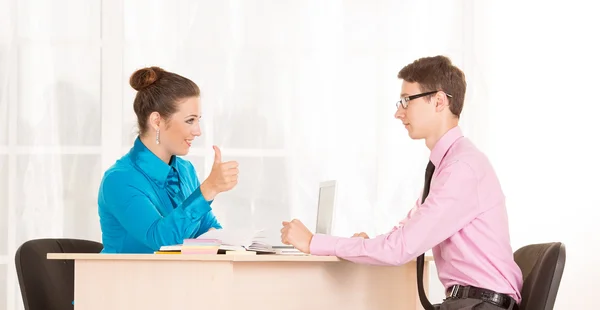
[310,126,523,303]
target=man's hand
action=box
[200,146,239,201]
[351,232,369,239]
[280,219,313,254]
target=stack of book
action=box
[180,238,221,254]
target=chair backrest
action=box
[513,242,566,310]
[15,238,103,310]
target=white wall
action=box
[428,2,600,309]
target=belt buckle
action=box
[449,285,460,299]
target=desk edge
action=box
[46,253,434,263]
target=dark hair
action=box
[398,55,466,117]
[130,66,200,135]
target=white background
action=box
[1,1,599,309]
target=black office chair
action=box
[513,242,566,310]
[15,238,104,310]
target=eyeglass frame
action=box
[395,90,453,109]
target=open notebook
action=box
[158,228,279,254]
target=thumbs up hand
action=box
[213,145,223,164]
[200,146,239,201]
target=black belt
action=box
[445,285,518,310]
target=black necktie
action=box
[417,161,435,310]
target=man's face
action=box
[395,81,437,140]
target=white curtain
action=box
[118,0,467,247]
[467,2,600,310]
[2,1,598,309]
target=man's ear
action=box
[434,92,449,113]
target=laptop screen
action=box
[315,181,336,235]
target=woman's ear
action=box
[148,112,162,131]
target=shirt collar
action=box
[129,136,177,188]
[429,126,463,168]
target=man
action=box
[280,55,523,310]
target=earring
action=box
[155,128,160,144]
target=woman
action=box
[98,66,239,253]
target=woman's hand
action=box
[200,146,239,201]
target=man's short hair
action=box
[398,55,466,117]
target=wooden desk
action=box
[47,253,433,310]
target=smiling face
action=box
[152,96,202,156]
[395,81,438,140]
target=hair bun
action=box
[129,66,165,91]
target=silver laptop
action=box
[315,180,337,235]
[274,180,338,254]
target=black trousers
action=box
[434,298,518,310]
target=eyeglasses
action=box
[395,90,453,109]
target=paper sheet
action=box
[197,228,265,247]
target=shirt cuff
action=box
[309,234,340,256]
[181,188,212,220]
